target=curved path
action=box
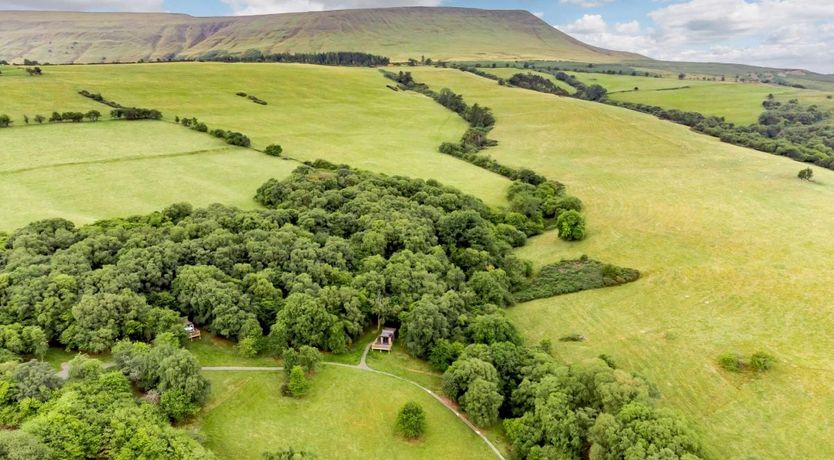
[202,342,506,460]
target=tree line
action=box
[193,50,390,67]
[382,70,588,241]
[177,116,252,148]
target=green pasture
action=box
[411,67,834,459]
[196,367,497,460]
[0,63,509,209]
[0,121,298,230]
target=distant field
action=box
[564,72,803,125]
[411,67,834,459]
[568,71,834,126]
[0,63,511,229]
[0,121,298,230]
[197,368,497,460]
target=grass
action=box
[410,66,834,459]
[0,63,510,231]
[195,367,497,460]
[186,334,280,368]
[0,121,299,231]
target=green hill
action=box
[0,7,643,64]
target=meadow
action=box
[196,367,497,460]
[0,121,299,230]
[0,63,510,229]
[563,72,803,125]
[409,67,834,459]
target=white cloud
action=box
[562,14,607,34]
[559,0,834,73]
[0,0,163,11]
[532,11,545,19]
[221,0,442,16]
[559,0,615,8]
[614,20,640,34]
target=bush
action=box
[556,210,586,241]
[718,352,746,372]
[265,144,283,156]
[514,257,640,303]
[559,333,585,342]
[750,351,776,371]
[263,448,319,459]
[798,167,814,181]
[287,365,309,397]
[396,401,427,439]
[237,336,259,357]
[0,114,11,128]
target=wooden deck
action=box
[371,327,396,352]
[371,339,392,351]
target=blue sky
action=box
[5,1,834,72]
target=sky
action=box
[3,0,833,73]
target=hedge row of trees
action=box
[178,116,252,147]
[0,111,104,127]
[193,50,390,67]
[382,70,588,241]
[507,73,570,96]
[236,92,268,105]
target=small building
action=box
[371,327,397,352]
[183,319,201,341]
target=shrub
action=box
[283,346,321,375]
[224,131,251,147]
[160,388,199,421]
[556,210,586,241]
[798,167,814,181]
[237,336,259,358]
[286,365,309,398]
[265,144,283,156]
[750,351,776,371]
[0,114,10,127]
[559,333,585,342]
[718,352,746,372]
[396,401,427,439]
[33,114,45,124]
[263,448,319,459]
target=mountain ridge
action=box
[0,7,645,64]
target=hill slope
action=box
[0,7,643,64]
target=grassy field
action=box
[411,67,834,459]
[187,334,280,368]
[0,63,511,230]
[196,367,497,460]
[0,121,299,231]
[564,72,804,125]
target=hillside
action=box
[0,7,643,64]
